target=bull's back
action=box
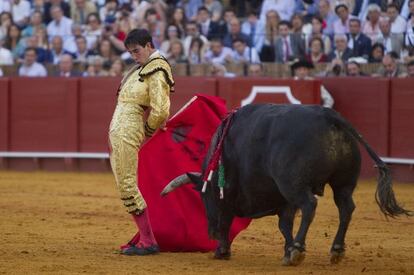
[223,104,361,217]
[229,103,358,160]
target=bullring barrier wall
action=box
[0,77,413,181]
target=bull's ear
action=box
[187,172,203,186]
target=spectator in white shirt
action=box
[333,3,354,34]
[73,35,93,64]
[407,0,414,27]
[204,38,233,64]
[11,0,30,28]
[259,0,295,22]
[318,0,336,36]
[47,5,73,43]
[99,0,118,24]
[43,0,71,25]
[0,67,3,77]
[327,34,354,62]
[63,24,83,53]
[375,16,404,55]
[0,35,13,65]
[204,0,223,22]
[84,12,102,50]
[18,47,47,77]
[231,37,260,64]
[0,1,11,13]
[405,20,414,48]
[241,11,259,44]
[401,0,412,19]
[50,35,73,64]
[183,20,208,57]
[70,0,97,26]
[177,0,203,21]
[362,4,382,42]
[387,3,407,34]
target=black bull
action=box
[161,104,412,266]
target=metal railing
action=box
[0,62,385,78]
[0,151,413,166]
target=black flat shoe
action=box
[121,244,160,256]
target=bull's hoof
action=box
[214,248,231,260]
[330,244,345,264]
[281,256,291,266]
[289,249,306,266]
[331,250,345,264]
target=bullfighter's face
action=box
[127,43,154,65]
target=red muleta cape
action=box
[138,94,251,252]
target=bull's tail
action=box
[331,110,412,218]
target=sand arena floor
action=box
[0,171,413,274]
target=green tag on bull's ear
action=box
[218,163,225,189]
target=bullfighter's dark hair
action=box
[124,29,154,48]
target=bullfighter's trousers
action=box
[109,103,147,214]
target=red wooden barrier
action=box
[0,78,9,151]
[216,77,321,109]
[78,77,119,153]
[6,77,78,170]
[388,78,414,182]
[0,78,9,169]
[77,77,119,171]
[322,77,390,177]
[171,76,217,114]
[389,78,414,158]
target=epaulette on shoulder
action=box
[138,57,175,91]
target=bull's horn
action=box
[160,172,201,196]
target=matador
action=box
[108,29,174,256]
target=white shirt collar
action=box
[149,50,159,59]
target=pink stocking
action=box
[132,209,157,247]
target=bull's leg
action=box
[214,212,234,260]
[330,185,355,264]
[290,191,317,266]
[278,205,296,266]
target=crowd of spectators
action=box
[0,0,414,78]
